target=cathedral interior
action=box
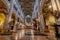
[0,0,60,40]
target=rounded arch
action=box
[0,0,8,32]
[0,0,9,23]
[0,0,8,25]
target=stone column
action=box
[38,0,45,33]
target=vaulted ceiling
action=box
[19,0,35,16]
